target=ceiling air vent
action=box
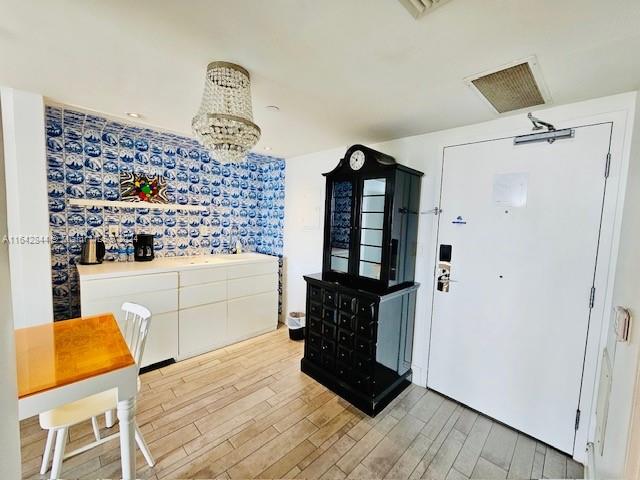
[398,0,453,19]
[465,58,551,114]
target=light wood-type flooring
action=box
[20,326,583,479]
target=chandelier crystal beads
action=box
[192,62,261,163]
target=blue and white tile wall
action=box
[45,105,285,321]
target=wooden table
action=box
[15,314,138,479]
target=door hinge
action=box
[575,409,581,430]
[604,153,611,178]
[589,286,596,309]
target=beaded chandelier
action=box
[192,62,261,163]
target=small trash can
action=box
[287,312,305,341]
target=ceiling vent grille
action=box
[398,0,453,19]
[465,58,551,114]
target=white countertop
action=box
[76,252,277,281]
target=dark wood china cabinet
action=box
[301,144,423,416]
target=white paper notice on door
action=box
[493,173,528,207]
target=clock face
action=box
[349,150,365,170]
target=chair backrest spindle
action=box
[120,302,152,371]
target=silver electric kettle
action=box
[79,238,105,265]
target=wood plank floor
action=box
[20,326,583,479]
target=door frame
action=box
[422,109,635,463]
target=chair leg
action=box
[40,429,55,475]
[134,422,155,467]
[91,416,101,441]
[105,409,115,428]
[50,427,68,480]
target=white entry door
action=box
[428,123,612,454]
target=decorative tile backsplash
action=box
[45,105,285,321]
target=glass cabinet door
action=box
[329,180,353,273]
[359,178,387,280]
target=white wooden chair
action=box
[39,302,155,479]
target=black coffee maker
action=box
[133,234,154,262]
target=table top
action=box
[15,314,134,399]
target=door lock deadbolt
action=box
[437,244,452,292]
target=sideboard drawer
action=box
[322,308,336,323]
[227,272,277,299]
[338,313,354,331]
[309,285,322,303]
[309,303,322,318]
[308,316,322,333]
[357,299,377,321]
[82,288,178,317]
[82,272,178,299]
[179,266,227,287]
[227,260,277,279]
[339,294,357,313]
[323,290,336,308]
[179,281,226,309]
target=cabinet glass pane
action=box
[360,261,381,280]
[359,178,386,280]
[330,180,352,273]
[361,212,384,229]
[360,245,382,263]
[331,247,349,259]
[363,179,386,195]
[361,229,383,246]
[362,195,385,212]
[331,256,349,272]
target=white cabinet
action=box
[179,301,227,357]
[79,254,279,367]
[176,262,278,359]
[144,311,179,366]
[228,291,278,342]
[80,273,179,367]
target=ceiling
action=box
[1,0,640,158]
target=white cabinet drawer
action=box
[179,301,227,358]
[227,273,278,299]
[179,281,226,309]
[228,291,278,341]
[81,272,178,299]
[227,260,277,280]
[141,311,179,367]
[82,289,178,317]
[180,266,227,287]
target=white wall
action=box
[0,97,22,480]
[284,92,637,466]
[594,95,640,479]
[1,87,53,327]
[284,144,347,318]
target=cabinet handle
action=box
[370,304,375,319]
[351,298,357,311]
[390,239,398,281]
